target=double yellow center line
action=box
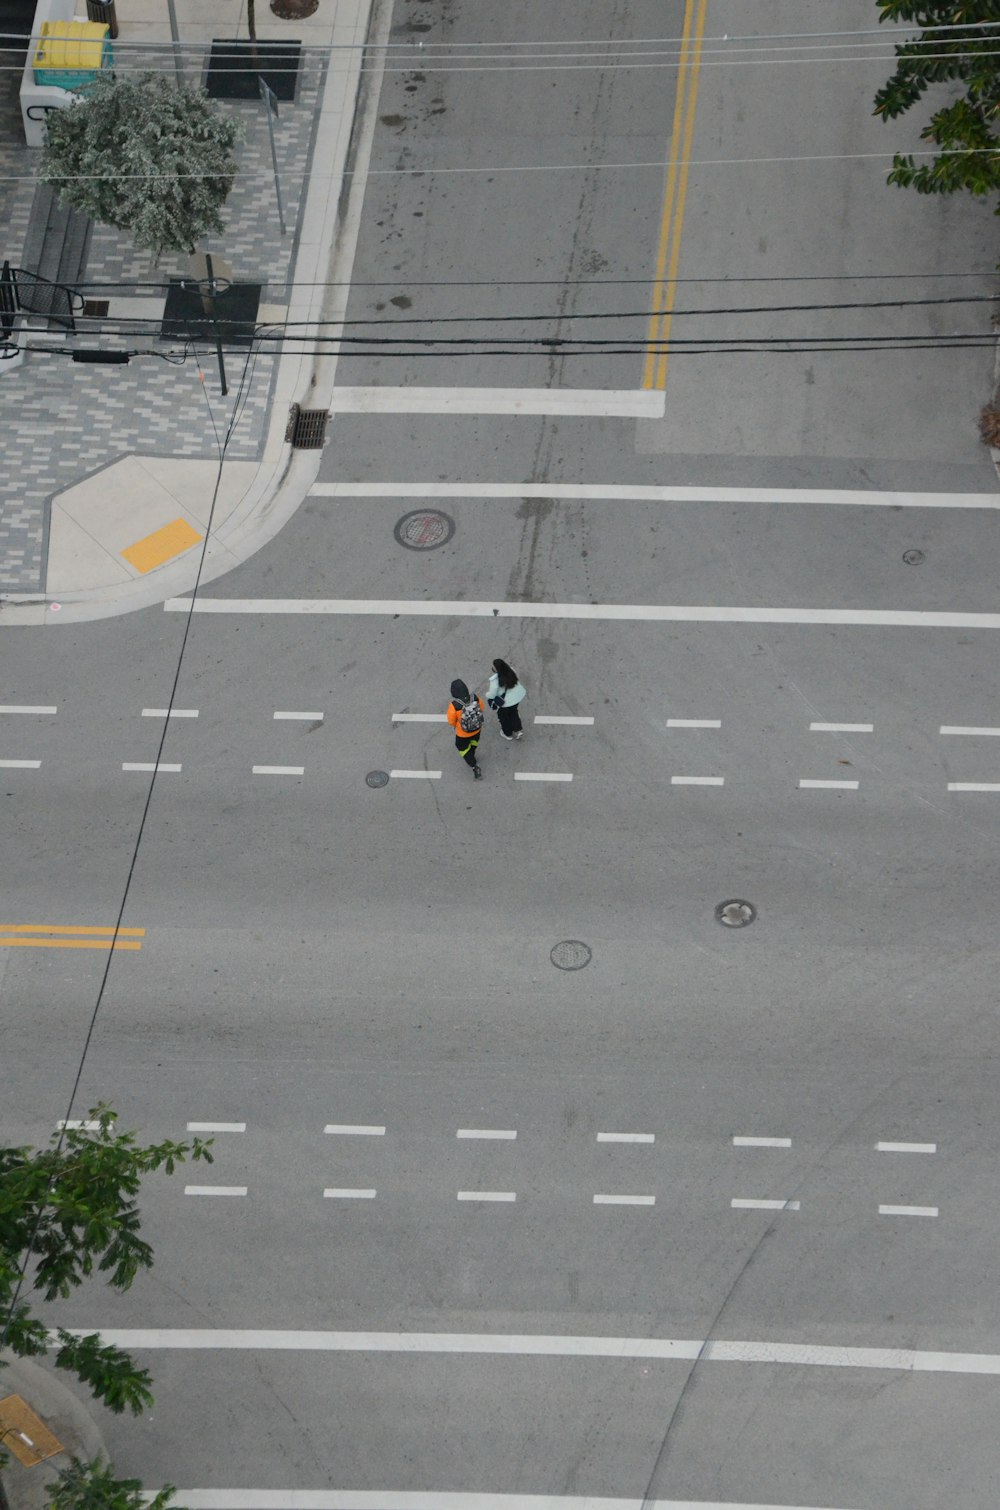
[0,925,145,951]
[642,0,710,391]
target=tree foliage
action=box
[874,2,1000,210]
[48,1456,179,1510]
[40,72,242,255]
[0,1106,213,1426]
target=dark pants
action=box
[498,703,523,736]
[455,732,480,768]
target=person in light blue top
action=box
[486,658,527,741]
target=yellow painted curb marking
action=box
[642,0,709,391]
[122,517,203,575]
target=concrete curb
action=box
[0,1354,108,1510]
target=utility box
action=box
[33,20,112,89]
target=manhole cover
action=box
[715,900,756,928]
[366,770,390,788]
[902,549,925,565]
[394,509,455,551]
[550,939,592,971]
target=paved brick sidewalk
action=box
[0,36,327,590]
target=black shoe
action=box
[473,763,483,779]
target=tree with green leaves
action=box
[40,72,242,256]
[47,1456,178,1510]
[0,1105,213,1505]
[874,3,1000,210]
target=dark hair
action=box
[493,658,518,690]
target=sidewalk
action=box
[0,0,381,626]
[0,1354,107,1510]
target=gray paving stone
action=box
[0,44,326,589]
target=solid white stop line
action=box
[164,599,1000,629]
[61,1328,1000,1375]
[154,1495,861,1510]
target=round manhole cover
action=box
[902,549,925,565]
[550,939,592,971]
[366,770,390,788]
[394,509,455,551]
[715,899,757,928]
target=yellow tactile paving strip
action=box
[121,517,203,574]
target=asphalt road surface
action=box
[4,2,1000,1509]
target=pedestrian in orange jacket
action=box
[447,678,485,779]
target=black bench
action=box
[18,181,91,328]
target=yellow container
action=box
[34,21,112,88]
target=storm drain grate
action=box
[287,405,329,449]
[366,770,390,789]
[82,299,109,318]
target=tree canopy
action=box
[874,2,1000,210]
[0,1106,212,1422]
[40,72,242,255]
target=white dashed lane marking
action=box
[876,1141,936,1153]
[799,779,859,790]
[187,1122,246,1133]
[731,1198,800,1211]
[389,769,442,780]
[252,765,304,776]
[143,708,198,718]
[809,722,873,733]
[940,725,1000,736]
[733,1136,791,1148]
[671,776,724,786]
[533,715,594,726]
[324,1189,377,1200]
[185,1186,247,1197]
[0,760,41,769]
[597,1133,655,1144]
[593,1194,656,1206]
[514,772,573,783]
[666,718,720,729]
[0,705,56,715]
[274,711,324,722]
[879,1204,938,1217]
[122,762,181,773]
[392,713,447,723]
[324,1125,386,1136]
[456,1129,517,1140]
[457,1191,516,1203]
[947,783,1000,792]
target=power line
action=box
[10,144,1000,189]
[6,42,1000,76]
[4,17,1000,49]
[58,269,1000,289]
